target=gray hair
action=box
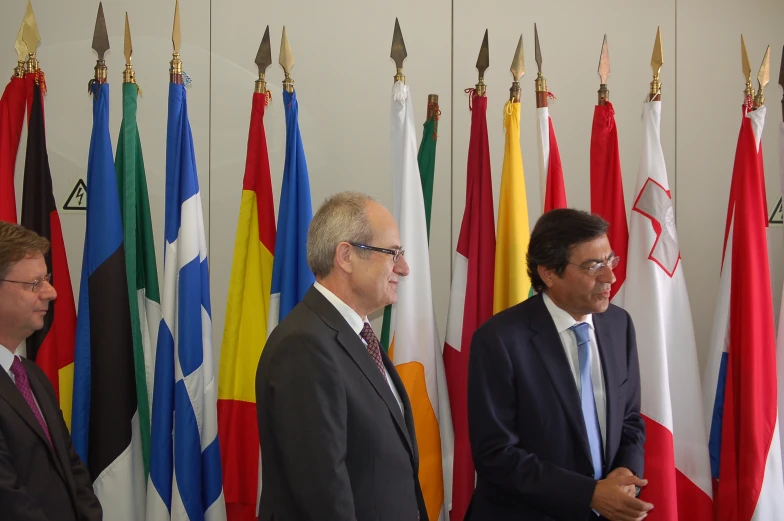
[307,191,376,278]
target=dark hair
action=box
[0,221,50,279]
[527,209,609,293]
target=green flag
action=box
[115,81,161,476]
[381,109,438,351]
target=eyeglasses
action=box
[0,273,52,293]
[569,256,620,276]
[348,242,405,263]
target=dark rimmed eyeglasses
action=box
[0,273,52,293]
[348,242,405,263]
[569,255,620,276]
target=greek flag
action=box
[146,81,226,521]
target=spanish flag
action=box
[217,88,276,521]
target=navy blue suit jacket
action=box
[466,293,645,521]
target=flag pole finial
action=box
[778,45,783,122]
[279,26,295,93]
[754,45,770,108]
[170,0,183,84]
[255,25,272,95]
[509,34,524,102]
[390,18,407,84]
[123,13,136,84]
[22,0,41,74]
[741,35,755,101]
[649,27,663,101]
[534,24,549,107]
[598,35,610,104]
[91,2,109,85]
[14,14,27,78]
[475,29,489,96]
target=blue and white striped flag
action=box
[146,80,226,521]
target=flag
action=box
[624,100,712,521]
[218,90,275,521]
[20,78,77,428]
[590,102,628,303]
[116,80,161,478]
[72,81,145,519]
[778,118,784,472]
[536,105,566,211]
[267,89,314,334]
[444,89,495,521]
[0,75,26,222]
[146,81,226,521]
[381,99,439,349]
[494,98,530,312]
[390,80,453,521]
[703,104,784,521]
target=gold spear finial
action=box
[741,35,754,100]
[509,34,524,102]
[123,13,136,84]
[650,27,663,101]
[22,0,41,74]
[475,29,489,96]
[255,25,272,95]
[754,46,770,108]
[390,18,407,84]
[170,0,183,84]
[534,23,547,96]
[91,2,110,85]
[280,26,295,93]
[14,18,27,78]
[598,35,610,104]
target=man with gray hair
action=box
[256,191,427,521]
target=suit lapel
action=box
[380,350,415,457]
[529,295,593,463]
[593,312,620,469]
[304,288,414,457]
[0,365,51,448]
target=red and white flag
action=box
[703,104,784,521]
[590,102,628,304]
[624,100,712,520]
[536,106,567,211]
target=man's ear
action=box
[335,242,354,274]
[538,264,556,289]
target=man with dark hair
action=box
[256,192,427,521]
[466,209,652,521]
[0,220,102,521]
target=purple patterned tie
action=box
[359,323,388,382]
[10,357,52,447]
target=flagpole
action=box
[280,26,295,94]
[170,0,182,85]
[753,46,771,111]
[597,35,609,105]
[650,28,663,103]
[533,24,548,109]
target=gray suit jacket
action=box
[256,286,428,521]
[0,356,102,521]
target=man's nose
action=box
[395,254,410,276]
[40,280,57,301]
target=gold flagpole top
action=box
[597,35,610,104]
[534,23,546,92]
[14,18,27,78]
[123,13,136,84]
[475,29,489,96]
[753,45,770,108]
[741,35,754,100]
[390,18,407,84]
[649,27,663,101]
[91,2,109,85]
[255,25,272,95]
[509,34,523,102]
[280,26,295,93]
[170,0,183,84]
[22,0,41,74]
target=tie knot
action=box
[10,357,25,379]
[570,322,591,346]
[359,323,377,344]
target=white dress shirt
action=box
[0,344,47,420]
[313,282,404,412]
[542,293,608,451]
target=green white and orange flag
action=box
[217,84,276,520]
[494,96,531,312]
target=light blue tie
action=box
[570,322,604,480]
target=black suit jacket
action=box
[466,293,645,521]
[0,356,102,521]
[256,286,428,521]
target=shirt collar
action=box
[542,292,594,334]
[313,281,368,335]
[0,344,17,376]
